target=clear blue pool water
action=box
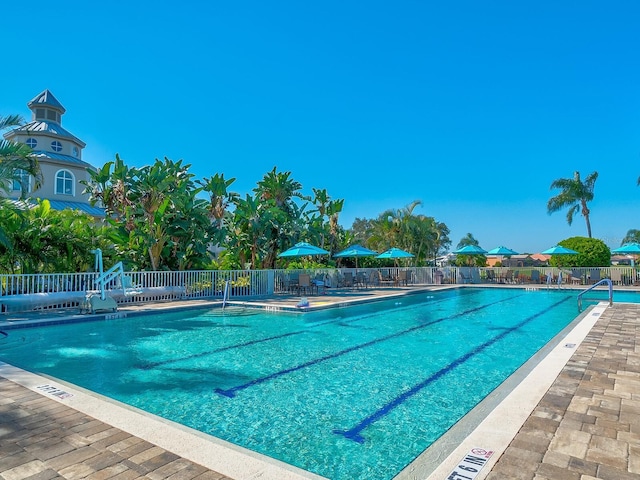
[0,288,613,479]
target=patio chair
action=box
[503,270,514,284]
[530,270,541,284]
[377,270,395,286]
[313,274,328,294]
[589,269,601,284]
[298,274,315,295]
[486,270,497,283]
[610,269,623,285]
[368,270,380,287]
[355,272,369,288]
[471,268,481,284]
[570,269,583,285]
[458,267,471,284]
[397,270,409,286]
[341,272,354,288]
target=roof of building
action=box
[29,150,94,169]
[48,200,104,217]
[28,89,66,113]
[11,120,86,147]
[10,198,105,217]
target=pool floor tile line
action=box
[216,294,519,398]
[335,296,572,444]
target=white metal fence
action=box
[1,266,637,314]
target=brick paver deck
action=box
[1,297,639,479]
[0,377,232,480]
[487,303,640,480]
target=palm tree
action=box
[457,232,480,249]
[622,229,640,245]
[547,171,598,238]
[0,115,44,249]
[0,114,43,196]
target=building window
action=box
[26,138,38,148]
[55,170,74,196]
[51,140,62,152]
[35,108,45,120]
[12,169,31,193]
[46,110,57,121]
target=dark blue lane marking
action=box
[138,331,304,370]
[333,296,572,443]
[138,290,480,370]
[215,294,523,398]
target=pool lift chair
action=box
[84,249,141,313]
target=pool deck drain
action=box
[1,288,639,480]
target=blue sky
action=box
[2,1,639,253]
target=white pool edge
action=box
[397,302,608,480]
[0,298,609,480]
[0,361,327,480]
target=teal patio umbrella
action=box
[376,247,415,267]
[611,243,640,254]
[375,247,415,260]
[486,245,519,267]
[541,245,578,255]
[334,244,378,272]
[278,242,329,258]
[611,242,640,266]
[486,246,518,256]
[453,245,487,255]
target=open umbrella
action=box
[611,243,640,254]
[541,245,579,285]
[278,242,329,258]
[486,245,519,267]
[541,245,578,255]
[453,245,487,255]
[334,244,378,272]
[486,246,518,256]
[611,242,640,267]
[375,247,415,260]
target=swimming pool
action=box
[0,288,603,479]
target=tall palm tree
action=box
[547,171,598,238]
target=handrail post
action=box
[222,280,230,310]
[576,278,613,312]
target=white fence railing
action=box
[1,266,637,314]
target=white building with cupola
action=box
[3,89,104,216]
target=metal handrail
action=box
[577,278,613,312]
[222,280,230,310]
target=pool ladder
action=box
[222,280,231,310]
[577,278,613,312]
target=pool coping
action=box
[397,301,608,479]
[0,288,624,479]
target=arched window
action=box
[55,170,74,196]
[12,169,31,193]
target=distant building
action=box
[2,90,103,217]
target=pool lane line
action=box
[137,290,481,370]
[332,295,572,444]
[214,293,523,398]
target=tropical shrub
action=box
[550,236,610,267]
